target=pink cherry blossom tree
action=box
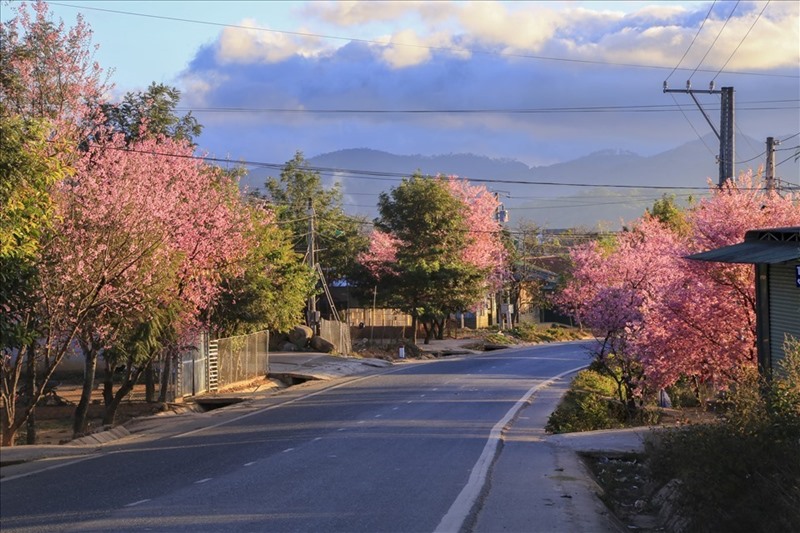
[557,172,800,405]
[68,132,253,430]
[0,0,111,140]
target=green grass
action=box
[547,369,628,433]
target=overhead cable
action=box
[78,143,774,192]
[172,101,799,115]
[666,0,716,83]
[689,1,741,81]
[712,1,770,83]
[47,1,799,79]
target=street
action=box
[1,342,591,533]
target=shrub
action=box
[515,322,588,343]
[665,377,702,408]
[646,339,800,532]
[547,369,628,433]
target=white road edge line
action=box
[0,454,99,483]
[433,364,587,533]
[195,478,212,484]
[125,499,151,507]
[171,372,387,439]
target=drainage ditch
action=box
[191,397,246,412]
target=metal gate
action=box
[176,332,209,398]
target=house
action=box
[688,227,800,376]
[510,255,574,325]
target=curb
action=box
[70,426,131,446]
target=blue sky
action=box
[10,1,800,172]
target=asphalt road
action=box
[1,342,591,533]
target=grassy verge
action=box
[645,351,800,532]
[546,368,660,433]
[571,340,800,532]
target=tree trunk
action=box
[435,318,445,340]
[1,414,16,447]
[157,351,171,404]
[26,411,37,445]
[73,343,99,437]
[102,358,114,406]
[421,321,432,345]
[144,359,156,403]
[411,315,418,344]
[103,361,144,426]
[24,347,37,445]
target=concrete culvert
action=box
[192,397,245,412]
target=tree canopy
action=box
[263,151,368,285]
[0,1,318,445]
[359,174,508,342]
[101,82,202,144]
[556,173,800,402]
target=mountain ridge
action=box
[239,134,798,229]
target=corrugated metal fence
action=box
[319,319,352,355]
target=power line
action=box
[666,0,716,83]
[80,142,769,192]
[690,1,741,81]
[712,1,770,83]
[46,1,799,79]
[736,122,760,159]
[669,93,716,156]
[775,152,799,167]
[172,100,799,115]
[736,150,766,164]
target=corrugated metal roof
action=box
[687,227,800,264]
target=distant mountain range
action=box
[241,134,798,229]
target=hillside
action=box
[240,135,798,229]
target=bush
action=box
[546,370,627,433]
[514,322,588,343]
[665,377,702,408]
[646,340,800,532]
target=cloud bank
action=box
[179,1,799,169]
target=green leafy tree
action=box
[0,115,70,444]
[101,82,201,144]
[0,116,65,259]
[206,200,315,337]
[264,151,368,289]
[646,193,691,235]
[363,175,487,343]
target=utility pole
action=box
[765,136,778,193]
[306,197,319,333]
[493,192,512,328]
[664,81,735,187]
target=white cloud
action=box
[209,2,797,72]
[306,0,430,26]
[216,18,326,64]
[458,2,561,53]
[549,2,799,71]
[379,28,463,68]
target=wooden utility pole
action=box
[664,82,735,187]
[306,198,319,333]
